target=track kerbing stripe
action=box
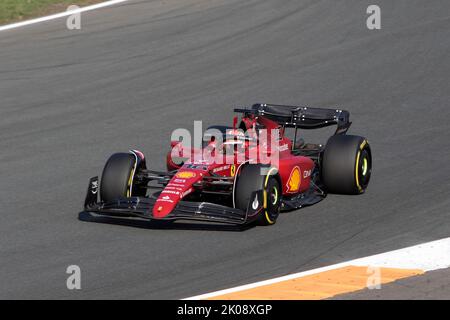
[184,237,450,300]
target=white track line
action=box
[184,237,450,300]
[0,0,129,32]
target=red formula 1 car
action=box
[83,104,372,226]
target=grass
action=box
[0,0,104,25]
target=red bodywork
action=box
[154,115,315,218]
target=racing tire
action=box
[100,153,140,203]
[321,135,372,195]
[234,164,281,226]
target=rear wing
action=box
[234,103,351,135]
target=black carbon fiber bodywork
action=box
[83,177,263,225]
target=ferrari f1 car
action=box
[83,103,372,226]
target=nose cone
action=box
[152,170,202,219]
[153,195,178,218]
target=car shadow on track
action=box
[78,211,254,232]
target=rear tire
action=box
[100,153,137,203]
[235,164,281,225]
[321,135,372,194]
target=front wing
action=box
[83,177,263,225]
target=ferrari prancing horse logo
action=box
[287,166,301,193]
[230,165,236,177]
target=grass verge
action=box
[0,0,105,25]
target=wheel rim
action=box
[362,158,368,176]
[358,149,371,188]
[264,176,281,225]
[270,186,278,205]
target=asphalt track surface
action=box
[0,0,449,299]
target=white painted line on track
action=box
[351,237,450,271]
[0,0,129,32]
[184,237,450,300]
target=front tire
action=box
[321,135,372,194]
[234,164,281,225]
[100,153,142,203]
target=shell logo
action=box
[287,166,301,193]
[176,171,197,179]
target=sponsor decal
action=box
[91,180,98,194]
[212,165,231,173]
[230,164,236,177]
[278,144,289,152]
[165,186,184,191]
[158,198,174,203]
[176,171,197,179]
[303,169,312,179]
[162,190,180,195]
[185,164,208,170]
[286,166,301,193]
[173,179,186,184]
[252,194,259,210]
